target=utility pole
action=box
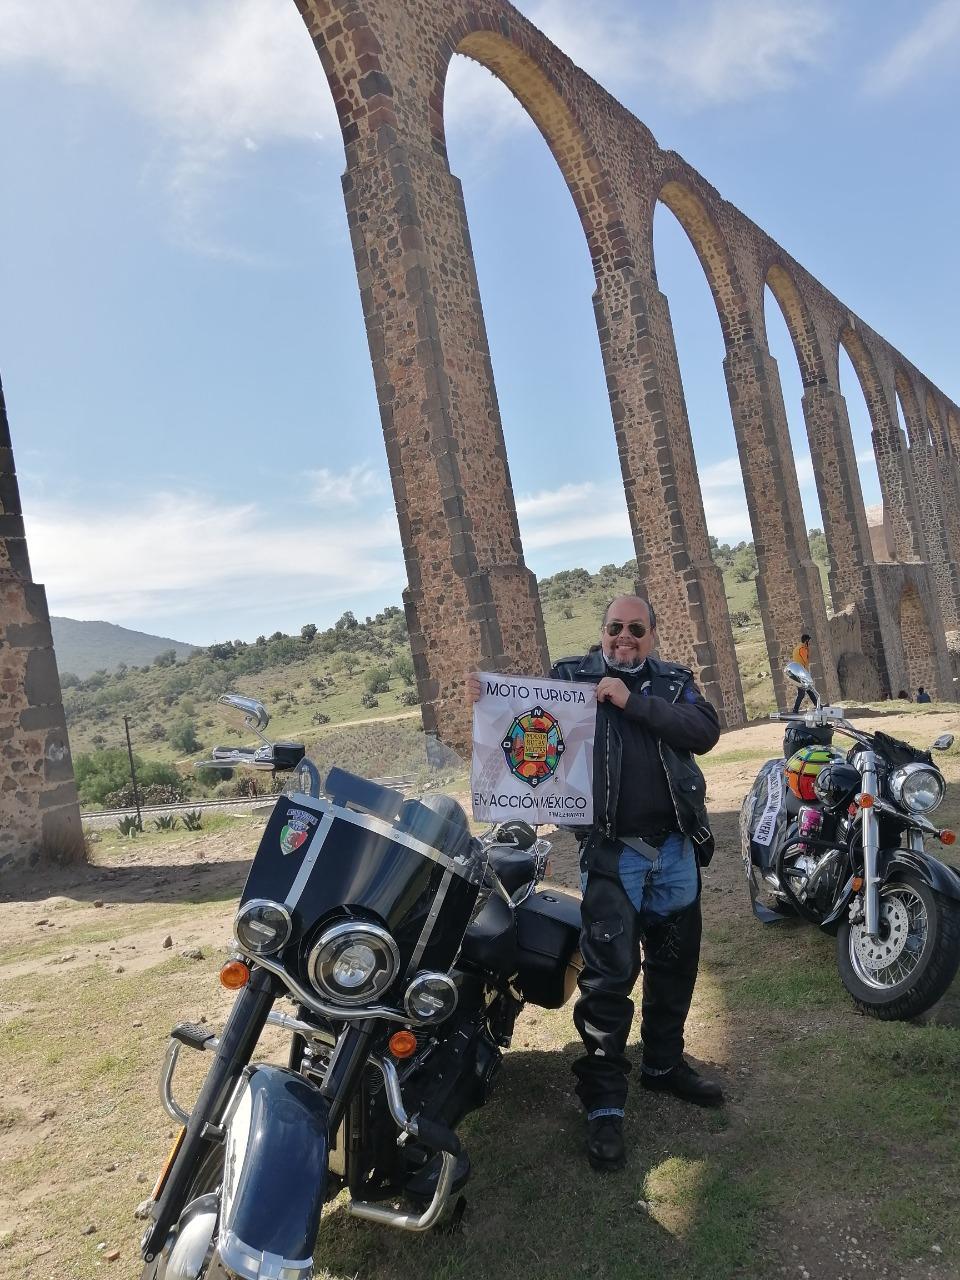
[123,715,143,831]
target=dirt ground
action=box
[1,707,959,1279]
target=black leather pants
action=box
[572,856,702,1113]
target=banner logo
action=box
[501,707,565,788]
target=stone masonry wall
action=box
[0,377,83,870]
[289,0,958,740]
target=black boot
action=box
[586,1114,625,1171]
[641,1059,724,1107]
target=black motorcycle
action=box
[741,663,960,1020]
[139,694,582,1278]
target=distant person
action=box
[791,633,815,713]
[916,686,931,704]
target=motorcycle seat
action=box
[460,892,518,973]
[485,845,538,897]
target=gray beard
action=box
[603,654,647,676]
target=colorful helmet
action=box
[785,745,842,802]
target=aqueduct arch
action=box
[1,0,958,865]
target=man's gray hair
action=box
[601,596,657,630]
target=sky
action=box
[1,0,958,645]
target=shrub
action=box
[312,712,331,725]
[360,692,379,709]
[147,723,167,741]
[154,649,177,668]
[182,810,203,831]
[365,667,391,695]
[170,720,201,754]
[152,815,179,832]
[398,690,419,706]
[391,654,415,686]
[117,815,141,837]
[730,610,751,628]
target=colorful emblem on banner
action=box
[501,706,565,787]
[280,808,318,856]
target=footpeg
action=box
[171,1022,218,1052]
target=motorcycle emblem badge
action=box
[501,706,565,788]
[279,808,318,856]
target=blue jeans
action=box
[580,832,698,922]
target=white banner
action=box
[470,671,597,826]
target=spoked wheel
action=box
[837,873,960,1020]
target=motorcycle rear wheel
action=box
[836,872,960,1020]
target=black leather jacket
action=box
[550,649,719,865]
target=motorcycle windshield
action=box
[236,722,483,996]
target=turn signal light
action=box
[940,830,957,845]
[857,793,874,808]
[851,876,864,892]
[388,1030,418,1059]
[220,959,251,990]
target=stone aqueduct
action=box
[2,0,959,867]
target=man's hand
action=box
[465,673,482,705]
[596,676,630,709]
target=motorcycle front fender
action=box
[881,849,960,902]
[820,851,960,936]
[218,1064,329,1279]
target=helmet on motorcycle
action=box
[782,721,834,758]
[785,746,842,803]
[813,760,862,812]
[490,819,537,850]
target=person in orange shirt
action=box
[791,633,815,713]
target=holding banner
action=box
[470,671,597,825]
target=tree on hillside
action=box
[301,623,318,642]
[391,653,415,686]
[154,649,177,668]
[170,720,201,754]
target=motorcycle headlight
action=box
[404,972,459,1022]
[889,763,945,813]
[307,922,399,1006]
[234,899,293,956]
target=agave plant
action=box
[181,810,203,831]
[152,814,179,832]
[117,815,141,837]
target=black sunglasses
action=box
[604,621,648,638]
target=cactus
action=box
[181,810,203,831]
[152,814,179,832]
[117,815,141,837]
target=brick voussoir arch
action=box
[761,258,829,389]
[430,12,631,277]
[650,169,753,348]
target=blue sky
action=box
[1,0,958,645]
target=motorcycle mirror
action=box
[218,693,270,735]
[932,733,955,752]
[784,661,814,689]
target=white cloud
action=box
[0,0,335,253]
[866,0,960,95]
[529,0,830,108]
[306,464,387,506]
[0,0,333,149]
[23,490,405,641]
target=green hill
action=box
[51,617,197,679]
[60,537,832,808]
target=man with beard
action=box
[465,596,722,1170]
[548,596,722,1169]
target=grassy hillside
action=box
[60,539,833,804]
[52,617,196,679]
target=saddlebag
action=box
[514,889,582,1008]
[740,758,790,876]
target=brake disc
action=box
[853,896,910,972]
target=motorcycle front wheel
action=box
[836,872,960,1020]
[141,1145,228,1280]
